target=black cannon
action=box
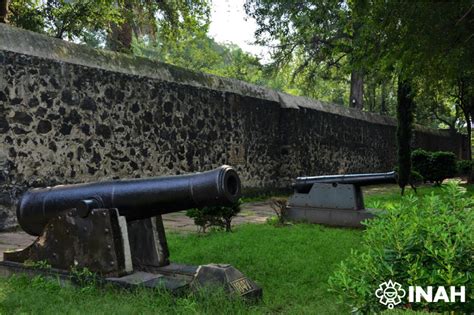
[293,171,397,193]
[17,165,240,236]
[2,166,261,298]
[287,171,396,228]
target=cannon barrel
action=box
[17,165,241,236]
[293,171,396,193]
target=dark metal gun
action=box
[18,165,241,236]
[293,171,396,194]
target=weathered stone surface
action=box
[0,118,9,133]
[80,97,96,111]
[36,120,52,134]
[0,24,469,230]
[12,112,33,126]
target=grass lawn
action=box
[0,224,362,314]
[364,181,474,209]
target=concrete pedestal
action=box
[286,206,375,228]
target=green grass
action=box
[364,181,474,209]
[0,224,362,314]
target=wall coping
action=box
[0,23,449,137]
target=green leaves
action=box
[245,0,356,105]
[329,182,474,313]
[412,149,458,185]
[186,201,242,233]
[9,0,121,40]
[8,0,211,52]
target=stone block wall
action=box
[0,24,468,229]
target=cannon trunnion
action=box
[1,166,262,299]
[287,171,396,228]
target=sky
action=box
[209,0,271,62]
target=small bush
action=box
[430,151,457,184]
[186,201,241,233]
[329,182,474,313]
[411,149,432,182]
[411,149,457,185]
[70,267,98,293]
[269,197,288,226]
[457,159,473,177]
[409,170,423,186]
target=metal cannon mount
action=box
[0,166,262,299]
[287,171,396,228]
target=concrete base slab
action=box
[286,206,376,228]
[0,260,188,292]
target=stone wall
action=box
[0,24,469,229]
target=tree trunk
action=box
[370,82,376,112]
[397,77,415,194]
[463,110,472,161]
[471,112,474,160]
[108,22,133,53]
[380,81,387,114]
[0,0,9,23]
[350,70,364,109]
[108,2,133,53]
[349,0,367,110]
[225,218,232,232]
[470,112,474,183]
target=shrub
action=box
[457,159,473,177]
[411,150,457,185]
[411,149,432,182]
[329,182,474,313]
[409,170,423,186]
[269,197,288,226]
[186,201,241,233]
[70,267,98,293]
[430,151,457,185]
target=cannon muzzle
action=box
[17,165,241,236]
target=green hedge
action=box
[457,159,473,177]
[411,149,457,185]
[411,149,432,180]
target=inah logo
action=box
[375,281,466,309]
[375,280,406,309]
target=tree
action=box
[133,25,268,86]
[108,0,210,53]
[6,0,211,55]
[358,1,473,191]
[453,74,473,160]
[8,0,121,40]
[415,77,463,134]
[211,44,265,84]
[245,0,367,109]
[396,78,414,194]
